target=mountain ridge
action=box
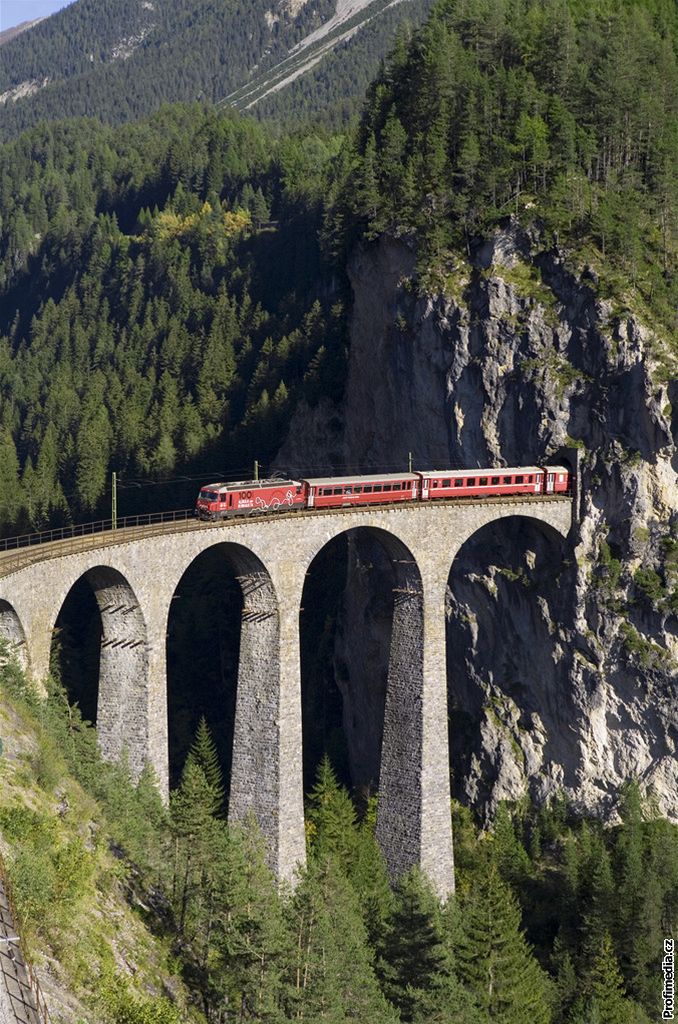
[0,0,432,135]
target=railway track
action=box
[0,494,572,581]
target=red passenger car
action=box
[542,465,570,493]
[418,466,545,500]
[196,478,307,520]
[305,473,419,509]
[417,465,570,499]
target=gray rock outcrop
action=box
[277,223,678,821]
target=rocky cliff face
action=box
[278,224,678,822]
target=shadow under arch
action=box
[166,541,281,835]
[51,565,149,778]
[300,525,426,882]
[446,513,569,817]
[0,599,28,671]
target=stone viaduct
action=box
[0,497,572,898]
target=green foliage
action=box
[0,106,347,535]
[287,855,397,1023]
[597,538,623,592]
[633,566,665,604]
[328,0,678,330]
[98,969,184,1024]
[1,648,677,1021]
[185,716,225,816]
[456,866,553,1024]
[0,0,336,137]
[380,868,447,1020]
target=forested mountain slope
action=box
[1,0,678,1019]
[1,649,677,1024]
[277,0,678,828]
[0,106,348,529]
[0,0,432,137]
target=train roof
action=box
[304,472,420,486]
[200,478,301,491]
[424,466,545,476]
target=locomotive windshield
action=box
[199,489,219,502]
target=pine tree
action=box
[381,867,446,1021]
[0,430,23,530]
[286,856,397,1024]
[573,933,649,1024]
[213,820,290,1023]
[185,716,225,816]
[456,867,552,1024]
[306,754,358,865]
[170,758,223,935]
[492,802,532,887]
[348,796,393,950]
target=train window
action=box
[364,485,373,493]
[503,476,512,484]
[442,479,450,488]
[491,477,499,485]
[333,488,342,495]
[454,479,463,488]
[383,484,392,491]
[354,486,362,494]
[515,475,524,483]
[296,486,302,494]
[345,488,352,495]
[467,477,476,486]
[373,485,382,493]
[479,477,488,486]
[527,475,533,482]
[559,474,564,482]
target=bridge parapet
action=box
[0,495,573,896]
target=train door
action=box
[545,471,555,494]
[422,477,430,500]
[307,486,315,509]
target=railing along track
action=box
[0,493,573,581]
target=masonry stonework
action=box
[0,498,572,895]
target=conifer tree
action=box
[568,933,649,1024]
[381,867,446,1021]
[348,796,393,950]
[306,754,358,865]
[456,866,552,1024]
[213,820,290,1022]
[286,856,397,1024]
[185,716,225,816]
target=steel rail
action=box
[0,492,573,581]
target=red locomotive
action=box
[196,464,571,520]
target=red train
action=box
[195,464,571,521]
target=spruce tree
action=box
[213,821,290,1023]
[570,933,650,1024]
[381,867,446,1021]
[286,856,397,1024]
[185,716,225,816]
[456,866,552,1024]
[306,754,358,865]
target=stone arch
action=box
[300,525,428,885]
[52,565,149,780]
[166,542,282,852]
[0,599,28,671]
[446,512,569,816]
